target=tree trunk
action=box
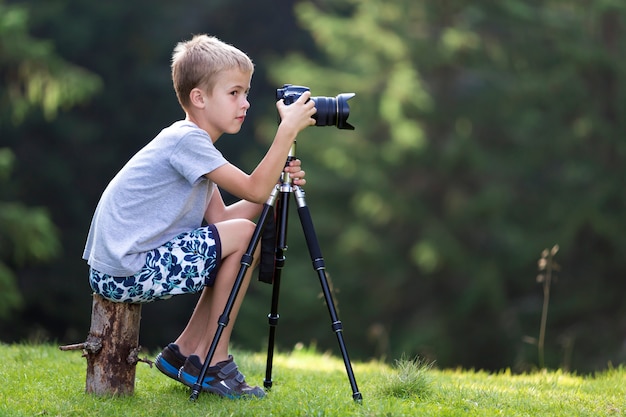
[85,293,142,396]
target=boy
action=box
[83,34,316,398]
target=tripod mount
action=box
[189,142,362,403]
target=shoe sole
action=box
[155,354,182,382]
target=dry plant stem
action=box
[538,260,551,369]
[537,245,558,369]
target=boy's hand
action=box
[276,91,317,135]
[285,158,306,186]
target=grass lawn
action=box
[0,343,623,416]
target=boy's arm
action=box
[204,160,307,224]
[205,92,315,204]
[204,191,261,224]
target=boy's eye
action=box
[230,89,249,97]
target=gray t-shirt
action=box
[83,120,228,276]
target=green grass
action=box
[0,343,624,416]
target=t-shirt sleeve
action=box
[170,131,228,185]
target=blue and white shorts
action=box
[89,225,221,304]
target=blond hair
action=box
[171,34,254,110]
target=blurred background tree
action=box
[1,0,625,372]
[0,0,100,320]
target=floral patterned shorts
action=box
[89,225,221,303]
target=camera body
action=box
[276,84,355,130]
[277,84,311,106]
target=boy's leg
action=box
[174,219,258,366]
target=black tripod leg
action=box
[264,188,290,389]
[293,186,363,403]
[263,252,282,389]
[189,187,279,402]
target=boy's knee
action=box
[215,219,257,256]
[236,218,256,240]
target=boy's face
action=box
[200,68,252,141]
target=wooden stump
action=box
[60,294,149,396]
[83,293,142,396]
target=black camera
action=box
[276,84,355,130]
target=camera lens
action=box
[312,93,355,130]
[276,85,355,130]
[311,97,335,127]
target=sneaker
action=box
[155,343,187,382]
[178,354,266,399]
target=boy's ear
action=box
[189,87,205,108]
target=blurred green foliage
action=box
[1,0,625,372]
[0,0,94,319]
[0,1,102,122]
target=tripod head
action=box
[279,142,298,191]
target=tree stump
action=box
[61,293,143,396]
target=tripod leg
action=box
[263,188,290,389]
[293,186,363,403]
[189,187,279,401]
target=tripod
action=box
[189,143,363,403]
